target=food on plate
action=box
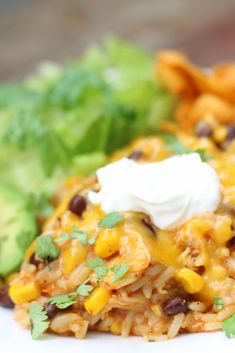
[3,48,235,342]
[9,106,235,340]
[0,38,175,278]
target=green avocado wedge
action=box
[0,180,37,277]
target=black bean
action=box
[128,150,143,161]
[162,297,189,316]
[142,218,155,234]
[68,194,87,217]
[43,303,60,319]
[196,266,205,276]
[0,285,14,309]
[226,125,235,142]
[195,122,213,138]
[216,141,226,151]
[227,236,235,248]
[29,253,42,267]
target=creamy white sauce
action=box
[89,154,221,230]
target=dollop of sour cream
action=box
[89,154,221,230]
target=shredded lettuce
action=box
[0,38,176,200]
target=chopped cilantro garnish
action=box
[35,234,60,261]
[48,278,93,309]
[222,314,235,338]
[85,257,104,267]
[99,212,124,229]
[95,266,108,282]
[28,303,49,340]
[55,226,89,246]
[48,293,77,309]
[111,263,129,282]
[214,296,224,310]
[72,226,88,245]
[162,133,211,162]
[55,233,71,243]
[194,148,211,162]
[162,133,192,154]
[76,277,93,296]
[85,257,108,282]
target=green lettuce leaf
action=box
[0,37,176,198]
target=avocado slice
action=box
[0,181,37,277]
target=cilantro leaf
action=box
[55,226,88,245]
[99,212,124,228]
[29,303,49,340]
[194,148,211,162]
[222,314,235,338]
[214,296,224,310]
[48,278,93,309]
[55,233,71,243]
[162,133,211,162]
[48,293,77,309]
[95,266,109,282]
[35,234,60,261]
[162,133,192,154]
[85,257,104,268]
[76,278,93,296]
[72,226,88,245]
[85,257,108,282]
[111,263,129,282]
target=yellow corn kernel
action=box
[9,281,41,304]
[150,304,162,316]
[213,126,227,143]
[6,272,19,285]
[84,287,111,315]
[25,241,36,262]
[212,216,232,246]
[95,228,120,259]
[110,317,122,335]
[177,268,205,294]
[205,265,227,281]
[62,241,88,274]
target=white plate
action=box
[1,307,235,353]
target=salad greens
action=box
[0,38,176,204]
[0,38,176,277]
